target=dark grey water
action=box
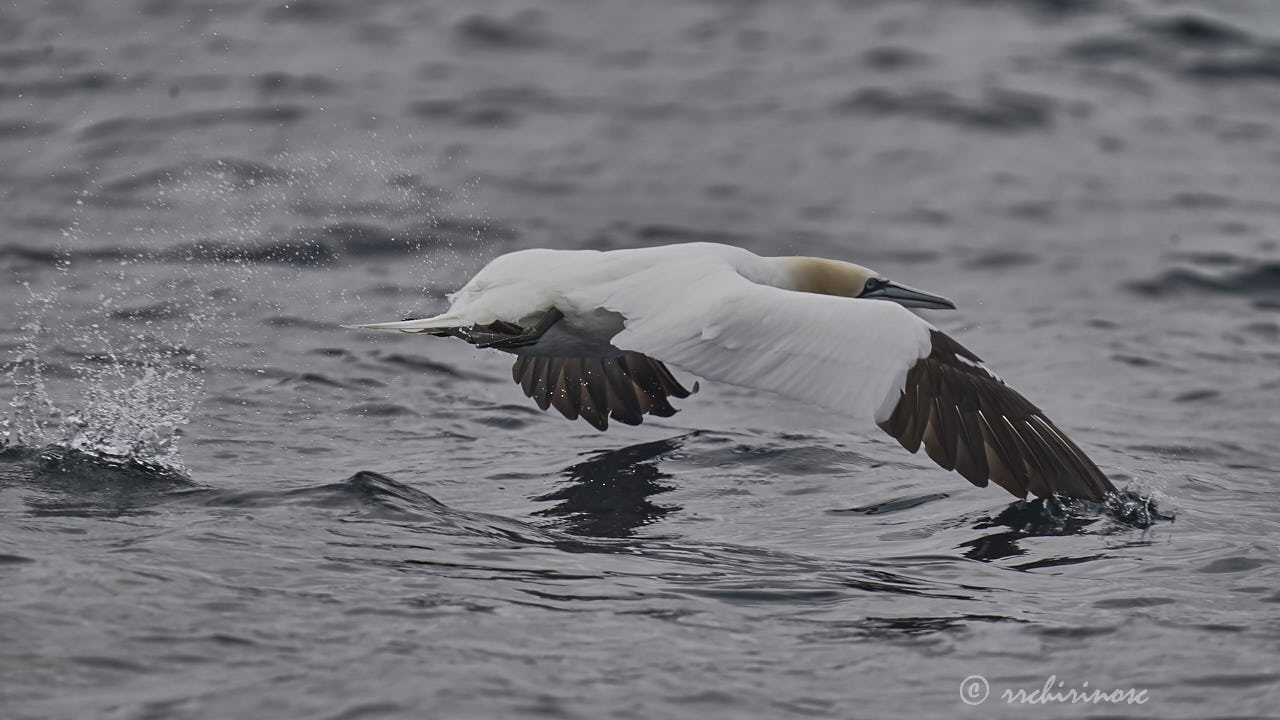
[3,1,1279,718]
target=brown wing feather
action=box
[529,357,553,411]
[509,352,694,431]
[878,330,1115,501]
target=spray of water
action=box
[4,283,61,450]
[1,144,479,479]
[3,268,208,476]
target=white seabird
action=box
[346,242,1115,502]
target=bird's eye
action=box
[863,278,883,293]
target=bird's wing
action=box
[510,353,694,431]
[876,329,1115,501]
[589,270,1114,501]
[593,269,930,425]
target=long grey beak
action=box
[862,281,956,310]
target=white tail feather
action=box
[341,313,465,333]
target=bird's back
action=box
[447,243,767,327]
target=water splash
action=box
[2,147,476,479]
[4,283,61,448]
[1104,487,1173,528]
[3,265,205,477]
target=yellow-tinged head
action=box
[776,256,956,309]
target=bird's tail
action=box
[341,313,466,333]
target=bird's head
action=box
[778,256,956,310]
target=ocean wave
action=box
[1126,261,1280,300]
[832,86,1055,132]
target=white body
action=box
[382,243,936,424]
[347,242,1119,502]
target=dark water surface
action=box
[3,1,1279,718]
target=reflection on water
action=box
[961,498,1102,562]
[958,492,1166,564]
[533,436,686,537]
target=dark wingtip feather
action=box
[529,357,553,410]
[509,352,691,430]
[880,330,1115,502]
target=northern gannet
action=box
[347,243,1115,502]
